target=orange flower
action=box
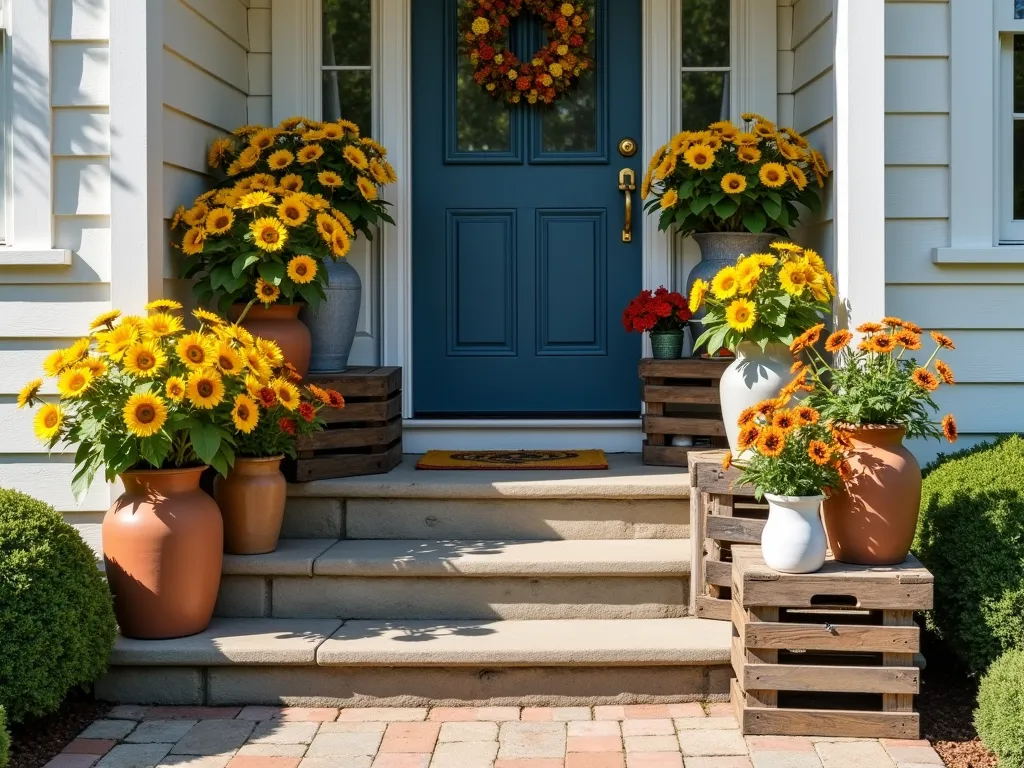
[721,451,733,470]
[755,399,778,418]
[794,406,820,426]
[772,410,796,432]
[324,389,346,409]
[902,320,923,334]
[912,368,939,391]
[737,424,762,451]
[790,360,808,375]
[835,459,853,481]
[824,330,853,353]
[894,330,922,351]
[942,414,958,443]
[869,333,896,354]
[936,360,955,385]
[856,322,883,334]
[882,316,905,329]
[737,406,758,427]
[831,427,854,450]
[807,440,831,466]
[790,323,825,354]
[931,331,955,350]
[756,426,786,458]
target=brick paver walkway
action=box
[47,705,945,768]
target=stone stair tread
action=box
[288,454,691,500]
[111,618,343,666]
[223,539,339,576]
[318,617,730,667]
[313,538,690,577]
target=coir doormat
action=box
[415,450,609,470]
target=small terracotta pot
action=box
[822,425,922,565]
[214,456,287,555]
[103,467,223,639]
[233,303,312,377]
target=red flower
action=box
[570,34,583,47]
[479,44,495,60]
[258,388,277,408]
[325,389,346,409]
[556,16,568,31]
[278,417,296,436]
[516,76,531,91]
[298,402,316,423]
[651,300,673,318]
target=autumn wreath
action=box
[460,0,594,106]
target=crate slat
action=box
[640,359,728,468]
[743,664,919,695]
[290,441,402,483]
[321,394,402,425]
[707,515,766,544]
[744,621,919,654]
[297,418,402,453]
[639,358,730,378]
[643,415,726,438]
[643,384,721,405]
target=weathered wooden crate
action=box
[730,545,934,739]
[688,450,769,621]
[285,366,403,482]
[640,358,730,468]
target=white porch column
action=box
[833,0,886,328]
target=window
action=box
[680,0,732,130]
[1001,34,1024,242]
[321,0,373,133]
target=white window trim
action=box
[935,0,1024,264]
[0,0,72,267]
[274,0,776,420]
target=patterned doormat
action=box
[415,449,609,470]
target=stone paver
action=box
[61,706,936,768]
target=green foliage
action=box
[0,705,9,768]
[975,648,1024,767]
[0,489,116,723]
[913,435,1024,673]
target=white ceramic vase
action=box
[762,494,827,574]
[720,341,793,453]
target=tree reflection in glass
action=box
[540,1,598,153]
[322,0,373,132]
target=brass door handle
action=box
[619,168,636,243]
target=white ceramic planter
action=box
[720,341,793,453]
[762,493,827,574]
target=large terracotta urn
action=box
[214,456,287,555]
[822,425,922,565]
[233,303,312,377]
[102,467,223,639]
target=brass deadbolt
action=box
[618,138,638,157]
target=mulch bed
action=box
[918,631,997,768]
[7,693,109,768]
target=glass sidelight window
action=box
[1002,34,1024,241]
[680,0,732,130]
[322,0,373,132]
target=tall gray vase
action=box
[300,258,362,374]
[686,231,778,353]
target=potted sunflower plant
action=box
[687,241,835,453]
[725,384,849,573]
[792,319,958,565]
[18,301,246,640]
[641,114,830,344]
[188,116,396,375]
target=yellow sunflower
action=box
[288,255,318,284]
[267,149,294,170]
[249,128,278,151]
[143,312,183,338]
[183,203,209,227]
[721,173,747,194]
[736,146,761,164]
[193,308,224,326]
[89,309,122,331]
[331,227,352,258]
[302,128,326,141]
[753,120,776,139]
[273,378,301,411]
[343,145,369,171]
[369,160,390,185]
[232,394,260,434]
[145,299,182,313]
[250,217,288,252]
[255,278,281,305]
[176,332,214,369]
[237,145,261,169]
[181,226,206,256]
[207,137,234,169]
[778,261,809,296]
[735,260,761,294]
[249,173,277,190]
[277,196,310,227]
[689,279,709,312]
[786,163,809,191]
[734,131,760,147]
[655,152,677,180]
[57,367,93,398]
[18,378,43,409]
[80,356,107,378]
[332,209,356,235]
[297,144,324,164]
[318,170,343,187]
[356,176,378,200]
[165,376,186,402]
[238,191,275,210]
[186,369,226,409]
[123,340,167,378]
[96,325,138,362]
[660,189,679,210]
[203,207,234,236]
[640,170,653,199]
[214,342,245,377]
[279,173,304,192]
[34,403,64,443]
[778,140,803,161]
[759,163,787,188]
[316,212,339,243]
[725,298,757,333]
[682,144,716,171]
[244,350,273,383]
[322,124,343,140]
[302,192,330,210]
[123,393,168,438]
[711,266,740,300]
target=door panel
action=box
[413,0,642,417]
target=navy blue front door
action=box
[412,0,642,417]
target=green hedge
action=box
[0,488,116,723]
[0,705,9,768]
[913,435,1024,673]
[976,648,1024,767]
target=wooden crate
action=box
[730,545,934,739]
[640,358,730,468]
[688,450,769,621]
[285,366,403,482]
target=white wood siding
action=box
[0,0,113,548]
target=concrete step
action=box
[97,617,732,707]
[215,538,692,621]
[282,454,692,541]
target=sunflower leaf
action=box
[714,198,739,219]
[257,261,286,286]
[231,253,261,279]
[743,210,767,233]
[690,196,711,215]
[762,197,783,220]
[190,423,221,465]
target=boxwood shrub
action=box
[975,648,1024,767]
[0,488,116,723]
[913,435,1024,673]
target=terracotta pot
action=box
[102,467,223,639]
[822,425,922,565]
[214,456,287,555]
[233,303,312,377]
